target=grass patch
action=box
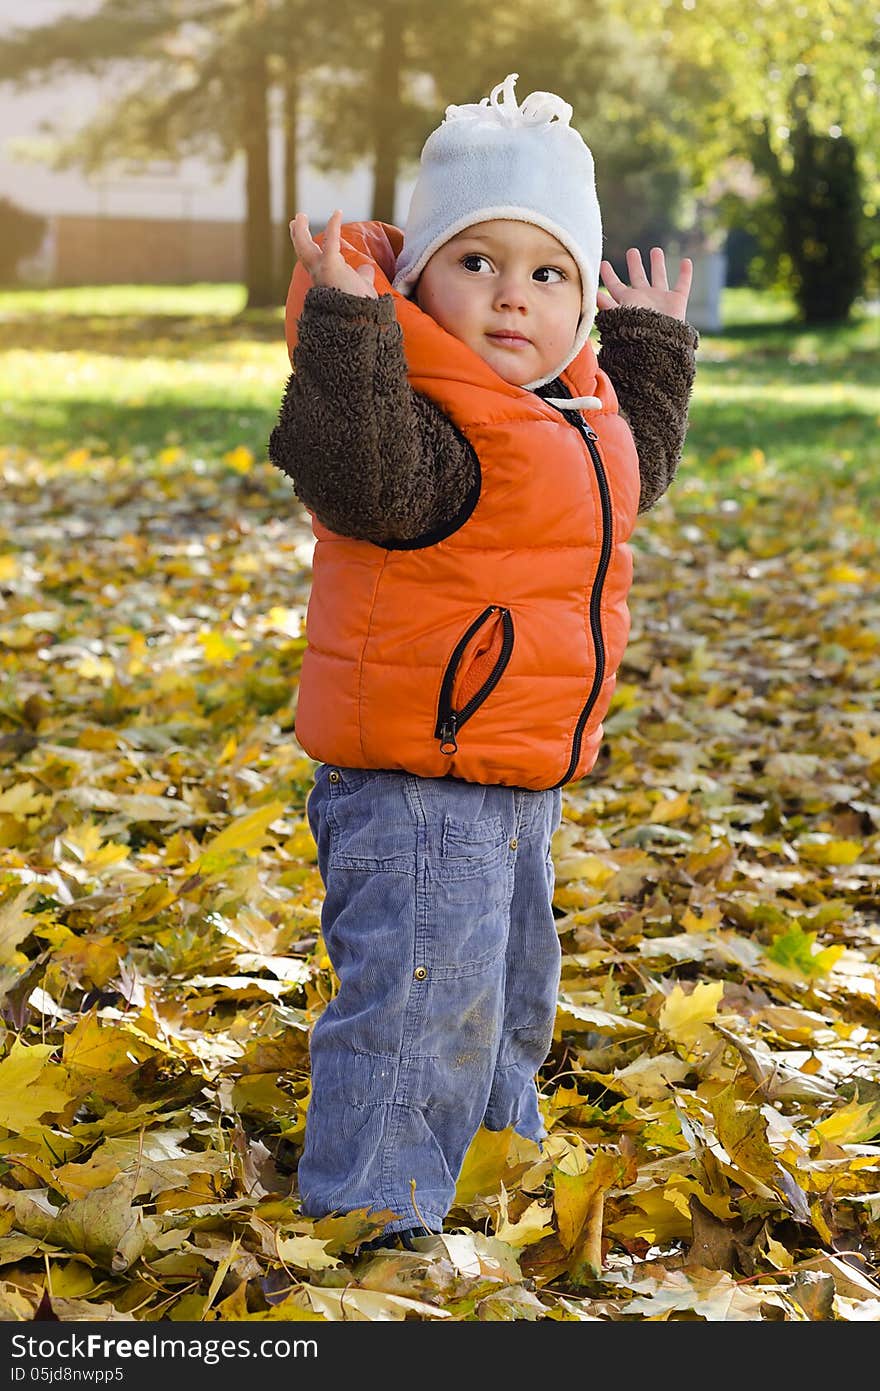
[0,281,877,520]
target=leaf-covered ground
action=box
[0,287,879,1322]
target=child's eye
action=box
[461,254,491,273]
[533,266,566,283]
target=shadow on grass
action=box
[0,397,278,458]
[0,309,285,360]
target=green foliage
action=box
[779,123,866,323]
[618,0,879,309]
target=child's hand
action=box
[597,248,692,322]
[290,208,378,299]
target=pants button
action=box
[328,770,340,783]
[509,837,518,850]
[413,966,428,981]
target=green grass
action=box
[0,282,249,317]
[0,282,285,462]
[0,281,877,516]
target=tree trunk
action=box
[275,67,299,303]
[370,1,404,223]
[242,34,275,308]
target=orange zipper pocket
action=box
[435,605,515,755]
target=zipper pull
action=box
[438,715,459,756]
[582,421,598,442]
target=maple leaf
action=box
[0,1039,75,1133]
[45,1173,155,1273]
[659,980,725,1046]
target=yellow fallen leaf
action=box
[494,1189,554,1248]
[63,1011,155,1079]
[555,1000,649,1039]
[218,735,238,765]
[61,822,129,869]
[553,853,615,886]
[199,631,240,664]
[764,1236,795,1270]
[659,981,724,1045]
[825,562,865,584]
[75,656,115,684]
[276,1235,342,1270]
[650,792,691,824]
[554,1149,625,1279]
[303,1284,451,1321]
[812,1098,880,1145]
[797,838,863,866]
[0,555,19,581]
[0,782,52,819]
[852,729,880,762]
[265,606,302,638]
[61,447,91,469]
[0,1039,73,1133]
[0,886,41,967]
[607,1188,692,1244]
[612,1051,691,1100]
[224,444,254,473]
[46,1173,149,1273]
[454,1125,541,1207]
[200,801,286,858]
[52,1156,122,1202]
[682,905,722,933]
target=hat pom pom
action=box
[443,72,573,130]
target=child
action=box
[268,73,699,1250]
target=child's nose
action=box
[492,276,529,310]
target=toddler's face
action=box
[414,219,582,386]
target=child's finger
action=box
[675,258,694,294]
[290,213,318,266]
[599,258,624,291]
[322,208,343,256]
[625,247,649,287]
[649,247,668,291]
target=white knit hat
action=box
[393,72,602,390]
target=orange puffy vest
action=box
[284,221,641,791]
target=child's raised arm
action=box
[269,214,478,546]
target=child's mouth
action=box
[486,332,531,348]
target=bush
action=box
[778,123,866,324]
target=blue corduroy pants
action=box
[298,763,563,1236]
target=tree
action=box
[304,0,697,261]
[751,73,865,321]
[0,0,315,308]
[617,0,879,319]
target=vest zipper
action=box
[551,413,613,789]
[435,605,515,755]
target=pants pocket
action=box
[326,768,417,874]
[423,819,511,978]
[440,811,508,880]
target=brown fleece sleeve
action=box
[594,305,699,514]
[267,285,477,546]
